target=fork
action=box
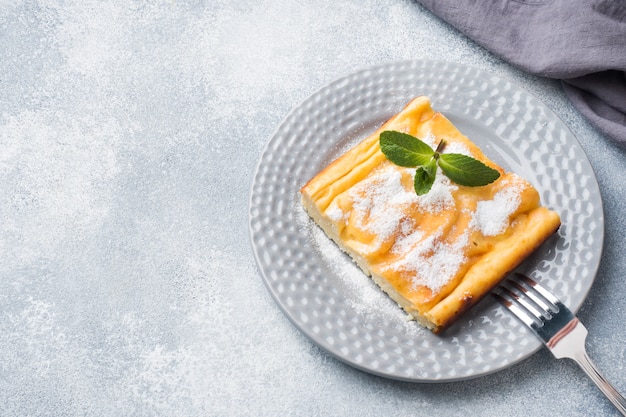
[493,273,626,416]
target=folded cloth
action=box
[417,0,626,147]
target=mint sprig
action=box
[379,130,500,196]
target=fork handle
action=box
[571,350,626,416]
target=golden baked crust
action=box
[300,96,561,333]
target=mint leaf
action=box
[379,131,434,167]
[423,158,437,179]
[438,153,500,187]
[378,130,501,196]
[414,160,437,195]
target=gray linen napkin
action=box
[417,0,626,147]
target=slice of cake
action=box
[300,96,561,333]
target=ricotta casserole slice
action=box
[300,96,561,333]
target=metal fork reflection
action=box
[493,273,626,416]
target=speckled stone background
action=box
[1,1,625,416]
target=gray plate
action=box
[249,60,604,382]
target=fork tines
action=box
[493,273,575,340]
[494,273,626,415]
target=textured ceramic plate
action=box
[249,60,603,382]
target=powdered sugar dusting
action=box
[421,131,437,149]
[313,151,524,297]
[302,208,419,332]
[471,180,522,236]
[390,219,424,255]
[421,132,472,157]
[325,204,346,222]
[388,227,469,293]
[350,166,416,242]
[443,141,472,156]
[348,164,458,239]
[415,167,458,213]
